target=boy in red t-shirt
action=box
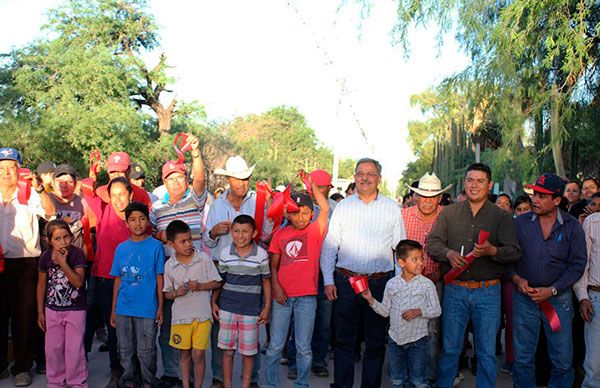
[264,177,329,388]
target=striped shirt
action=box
[321,193,406,285]
[574,212,600,301]
[218,243,270,316]
[370,274,441,346]
[150,188,208,256]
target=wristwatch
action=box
[551,286,558,296]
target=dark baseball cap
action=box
[36,161,56,175]
[291,192,313,211]
[130,162,145,180]
[526,173,566,196]
[54,164,77,180]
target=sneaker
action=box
[104,370,122,388]
[210,378,224,388]
[452,372,464,387]
[501,362,513,375]
[35,362,46,375]
[311,366,329,377]
[287,368,297,380]
[13,372,31,387]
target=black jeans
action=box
[84,276,121,372]
[332,270,391,388]
[0,258,38,374]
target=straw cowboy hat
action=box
[214,156,256,180]
[408,172,453,197]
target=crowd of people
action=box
[0,135,599,388]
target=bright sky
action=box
[0,0,469,193]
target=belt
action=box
[336,267,391,280]
[589,285,600,293]
[451,279,500,289]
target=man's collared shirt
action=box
[320,193,406,285]
[427,200,520,281]
[150,188,208,256]
[370,274,441,346]
[163,249,222,324]
[574,212,600,301]
[0,189,45,258]
[402,205,443,278]
[203,189,273,260]
[512,210,586,293]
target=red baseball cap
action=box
[162,160,186,181]
[310,169,333,188]
[106,152,131,173]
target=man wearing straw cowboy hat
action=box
[403,172,452,384]
[204,155,273,388]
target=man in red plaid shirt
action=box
[401,172,452,384]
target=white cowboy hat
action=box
[214,156,256,180]
[408,172,453,197]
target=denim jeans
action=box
[388,336,429,388]
[332,270,391,388]
[116,315,161,386]
[583,290,600,387]
[436,283,500,388]
[513,289,574,388]
[287,275,332,371]
[265,296,317,388]
[426,281,443,382]
[210,316,260,382]
[158,299,179,378]
[84,276,121,372]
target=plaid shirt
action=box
[401,205,443,278]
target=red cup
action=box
[349,275,369,294]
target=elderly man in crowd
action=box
[0,148,55,387]
[402,172,451,383]
[321,157,405,388]
[427,163,520,387]
[511,173,586,387]
[150,133,207,387]
[204,155,273,388]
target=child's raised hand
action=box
[402,309,422,321]
[37,313,46,332]
[360,289,374,304]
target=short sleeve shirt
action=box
[218,243,270,316]
[38,246,87,311]
[268,221,327,297]
[110,237,165,319]
[163,249,222,324]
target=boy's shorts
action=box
[217,310,259,356]
[169,319,211,350]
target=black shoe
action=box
[287,368,297,380]
[35,362,46,375]
[312,366,329,377]
[159,375,182,387]
[99,343,109,352]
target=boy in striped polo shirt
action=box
[212,215,271,388]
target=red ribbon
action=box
[444,229,491,284]
[540,300,561,332]
[254,182,269,243]
[80,177,96,198]
[173,133,192,164]
[349,275,369,294]
[0,243,4,274]
[89,149,102,176]
[17,168,31,205]
[81,215,94,262]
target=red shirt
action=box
[268,220,327,297]
[85,194,130,278]
[401,205,443,278]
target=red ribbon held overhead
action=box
[173,133,192,164]
[17,168,32,205]
[89,149,102,176]
[444,229,491,284]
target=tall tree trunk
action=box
[550,84,566,176]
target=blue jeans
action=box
[210,316,260,382]
[436,283,500,388]
[84,276,121,372]
[265,296,317,388]
[116,315,160,386]
[584,290,600,387]
[426,282,443,383]
[332,270,391,388]
[287,275,332,370]
[513,289,574,388]
[389,336,429,388]
[158,299,179,378]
